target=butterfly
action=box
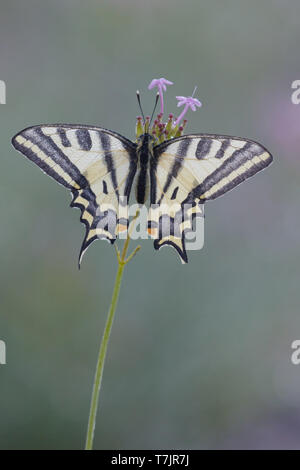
[12,123,273,265]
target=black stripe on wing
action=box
[188,140,273,202]
[156,139,191,205]
[75,128,92,151]
[12,126,89,189]
[100,132,120,199]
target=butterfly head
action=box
[136,133,156,153]
[135,89,189,145]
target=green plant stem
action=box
[85,215,140,450]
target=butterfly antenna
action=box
[149,92,159,126]
[192,86,197,97]
[136,91,145,124]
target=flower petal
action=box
[148,79,158,90]
[192,98,202,107]
[176,96,188,102]
[148,77,173,91]
[161,79,174,86]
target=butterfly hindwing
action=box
[150,134,273,263]
[12,124,137,265]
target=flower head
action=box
[176,96,202,112]
[136,79,202,143]
[148,77,173,114]
[148,77,173,92]
[174,88,202,126]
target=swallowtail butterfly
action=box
[12,120,273,265]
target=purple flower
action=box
[148,77,173,114]
[174,88,202,126]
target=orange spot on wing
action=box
[117,224,128,233]
[147,227,157,237]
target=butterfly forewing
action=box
[12,125,137,265]
[150,134,273,263]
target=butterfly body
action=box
[12,124,273,265]
[135,133,155,204]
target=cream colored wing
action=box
[150,134,273,263]
[12,124,137,266]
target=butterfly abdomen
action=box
[136,133,153,204]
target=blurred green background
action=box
[1,0,300,450]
